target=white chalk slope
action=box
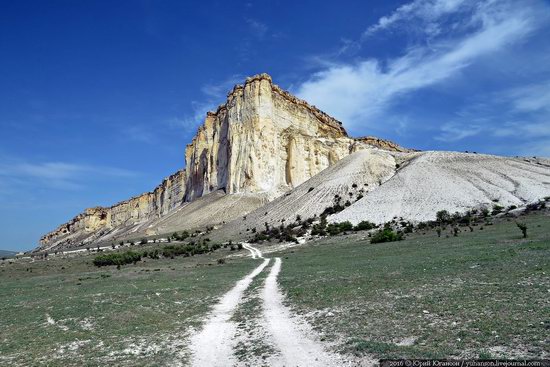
[214,148,397,239]
[213,149,550,239]
[332,151,550,224]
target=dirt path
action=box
[261,256,340,366]
[189,243,340,366]
[189,257,270,367]
[242,242,263,259]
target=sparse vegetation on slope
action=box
[277,210,550,360]
[92,241,225,267]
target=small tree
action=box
[436,210,451,224]
[370,228,404,244]
[354,220,375,231]
[516,222,527,238]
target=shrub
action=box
[311,225,326,236]
[516,222,527,238]
[146,249,160,259]
[171,231,190,241]
[250,233,268,243]
[93,251,142,267]
[326,221,354,235]
[370,228,404,244]
[326,223,342,236]
[311,215,328,236]
[140,238,147,245]
[217,258,226,265]
[492,205,504,215]
[436,210,451,224]
[354,220,375,231]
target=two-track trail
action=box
[188,256,270,366]
[188,243,340,367]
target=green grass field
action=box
[278,212,550,359]
[0,247,255,366]
[1,211,548,365]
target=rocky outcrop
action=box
[355,136,416,153]
[39,73,409,251]
[184,73,356,201]
[39,170,187,250]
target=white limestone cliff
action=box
[39,74,408,250]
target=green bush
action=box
[354,220,376,231]
[93,251,142,267]
[171,231,190,241]
[436,210,451,224]
[370,228,404,244]
[492,204,504,215]
[325,221,354,236]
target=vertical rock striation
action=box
[184,73,355,201]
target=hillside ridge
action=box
[39,73,408,251]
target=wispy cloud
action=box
[364,0,471,38]
[295,0,547,134]
[436,122,484,142]
[434,78,550,151]
[0,159,136,191]
[171,74,244,133]
[506,82,550,113]
[121,125,158,144]
[246,18,268,39]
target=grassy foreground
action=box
[278,211,550,359]
[1,211,548,365]
[0,248,255,366]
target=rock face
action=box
[184,74,354,201]
[39,74,408,250]
[39,170,187,250]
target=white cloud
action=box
[435,122,484,141]
[493,121,550,138]
[364,0,472,37]
[506,82,550,113]
[296,0,544,133]
[0,160,136,191]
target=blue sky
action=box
[1,0,550,251]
